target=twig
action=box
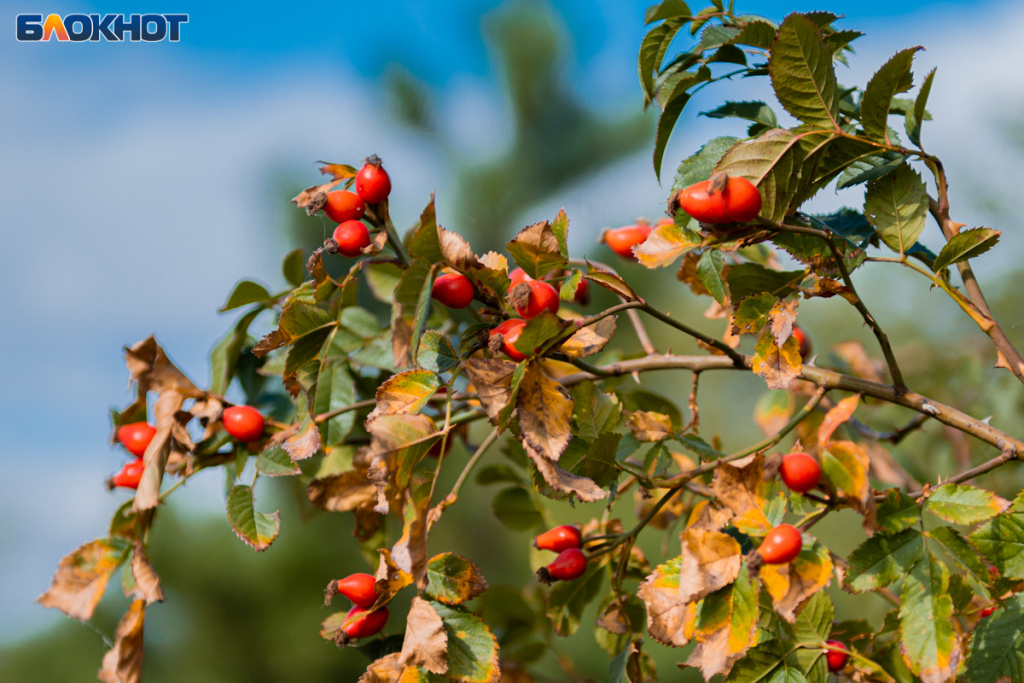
[569,258,656,354]
[638,302,745,367]
[314,399,377,424]
[439,426,502,511]
[885,448,1016,502]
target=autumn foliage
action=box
[37,2,1024,682]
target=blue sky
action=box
[3,0,1023,642]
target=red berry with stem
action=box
[512,280,560,319]
[322,190,365,223]
[678,180,730,224]
[332,220,372,258]
[602,223,651,260]
[222,405,265,443]
[537,547,587,584]
[792,326,812,360]
[779,452,821,493]
[533,525,582,553]
[678,175,762,224]
[355,157,391,204]
[432,272,475,309]
[333,573,379,608]
[980,606,997,618]
[342,604,390,640]
[824,640,849,672]
[490,319,527,362]
[117,422,156,458]
[757,524,802,565]
[109,459,145,490]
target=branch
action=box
[570,258,656,354]
[558,353,1024,456]
[925,157,1024,386]
[638,302,745,367]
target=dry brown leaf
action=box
[818,394,860,446]
[677,252,710,296]
[308,470,377,512]
[134,389,187,512]
[358,653,407,683]
[129,541,164,605]
[517,362,574,463]
[399,597,448,674]
[291,178,344,213]
[677,528,742,604]
[438,224,479,271]
[686,500,734,532]
[560,316,617,359]
[392,491,431,591]
[711,454,771,533]
[38,539,127,621]
[364,228,388,256]
[124,336,202,397]
[761,543,834,622]
[637,564,698,647]
[463,358,519,424]
[510,220,561,264]
[392,314,413,370]
[528,450,608,502]
[478,251,508,272]
[684,609,757,681]
[373,549,414,607]
[283,418,322,462]
[369,371,440,420]
[626,411,674,442]
[98,599,145,683]
[768,299,798,348]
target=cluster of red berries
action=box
[331,573,389,642]
[533,525,587,584]
[324,158,392,257]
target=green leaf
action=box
[836,152,905,190]
[220,280,273,312]
[792,590,834,643]
[424,553,488,606]
[864,162,929,254]
[410,264,436,366]
[696,249,727,304]
[280,300,334,338]
[843,528,924,593]
[877,488,921,533]
[639,18,687,104]
[339,306,384,339]
[924,483,1009,525]
[701,101,778,131]
[932,227,1001,273]
[364,263,403,303]
[313,362,357,446]
[209,308,262,396]
[713,128,802,223]
[769,14,839,129]
[653,66,711,180]
[491,487,543,531]
[964,593,1024,682]
[226,485,280,552]
[726,264,805,302]
[546,562,608,636]
[571,382,622,444]
[672,136,740,192]
[971,511,1024,580]
[430,601,500,683]
[861,48,921,142]
[255,445,301,477]
[927,526,991,588]
[729,640,793,683]
[405,194,443,263]
[282,248,306,287]
[511,312,564,358]
[906,68,936,147]
[559,269,584,302]
[645,0,691,24]
[732,292,776,335]
[418,330,459,374]
[899,553,961,682]
[284,326,331,379]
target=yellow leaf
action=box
[711,454,771,533]
[560,316,617,359]
[761,538,834,622]
[818,395,860,446]
[627,411,674,442]
[517,362,573,462]
[751,329,802,390]
[678,528,742,604]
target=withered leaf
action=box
[626,411,674,442]
[283,414,322,462]
[678,528,742,604]
[463,358,519,424]
[124,336,202,397]
[424,553,489,606]
[97,599,145,683]
[438,224,479,271]
[768,299,799,347]
[374,548,414,607]
[683,566,758,679]
[528,450,608,502]
[38,538,130,621]
[637,558,697,647]
[369,370,441,420]
[392,491,431,591]
[760,538,834,622]
[819,394,860,446]
[711,454,771,533]
[478,251,508,273]
[129,541,164,604]
[308,470,377,512]
[505,219,566,279]
[134,388,187,512]
[633,220,702,269]
[357,653,406,683]
[399,597,448,675]
[517,362,573,463]
[290,177,344,212]
[751,329,802,390]
[560,316,617,359]
[686,500,735,532]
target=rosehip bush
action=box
[39,4,1024,683]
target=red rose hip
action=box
[512,280,560,319]
[342,604,389,640]
[117,422,156,458]
[322,190,365,223]
[602,223,651,260]
[332,220,371,258]
[222,405,265,443]
[332,573,378,608]
[678,175,762,224]
[537,547,587,584]
[355,157,391,204]
[432,272,475,309]
[792,326,812,360]
[824,640,849,672]
[779,452,821,493]
[757,524,802,564]
[110,459,145,490]
[490,319,527,362]
[533,525,582,553]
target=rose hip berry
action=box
[533,525,582,553]
[332,573,379,608]
[779,452,821,494]
[332,220,372,258]
[341,604,390,640]
[490,319,527,362]
[678,174,762,224]
[355,157,391,204]
[602,223,651,260]
[222,405,265,443]
[792,326,812,360]
[322,190,366,223]
[509,267,531,288]
[117,422,156,458]
[432,272,475,309]
[571,278,590,305]
[757,524,802,565]
[980,606,997,618]
[824,640,849,672]
[537,547,587,584]
[512,280,560,319]
[109,459,145,490]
